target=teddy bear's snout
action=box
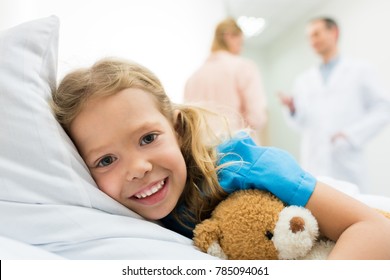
[273,206,319,259]
[289,216,305,233]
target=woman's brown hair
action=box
[211,17,242,52]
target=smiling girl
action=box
[51,58,390,259]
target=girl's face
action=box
[70,88,187,220]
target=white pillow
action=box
[0,16,214,260]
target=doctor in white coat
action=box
[279,17,390,193]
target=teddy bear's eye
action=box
[265,230,273,240]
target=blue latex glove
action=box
[217,132,316,206]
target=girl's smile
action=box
[69,88,187,220]
[130,178,168,205]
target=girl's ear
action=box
[173,109,185,136]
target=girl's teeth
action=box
[135,180,165,199]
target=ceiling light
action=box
[237,16,266,38]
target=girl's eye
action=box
[140,133,157,146]
[97,155,116,167]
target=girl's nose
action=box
[126,157,153,181]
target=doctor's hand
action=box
[277,91,296,114]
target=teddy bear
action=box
[193,189,390,260]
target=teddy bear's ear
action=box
[193,219,227,259]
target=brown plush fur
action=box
[193,189,284,259]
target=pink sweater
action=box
[184,51,267,134]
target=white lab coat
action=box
[288,57,390,192]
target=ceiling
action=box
[224,0,327,47]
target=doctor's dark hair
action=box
[310,17,338,30]
[51,57,229,227]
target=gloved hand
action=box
[217,132,316,206]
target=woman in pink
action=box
[184,17,267,144]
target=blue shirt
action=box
[319,56,340,84]
[160,132,316,238]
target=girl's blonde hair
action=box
[51,57,229,226]
[211,17,242,52]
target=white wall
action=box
[0,0,227,103]
[255,0,390,197]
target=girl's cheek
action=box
[95,175,115,195]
